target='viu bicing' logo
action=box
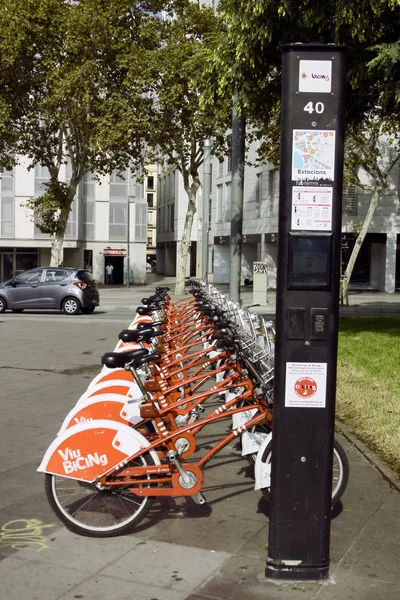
[57,447,108,474]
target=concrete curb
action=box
[98,304,400,316]
[339,306,400,315]
[335,418,400,492]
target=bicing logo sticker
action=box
[56,447,108,475]
[39,423,137,481]
[285,362,327,408]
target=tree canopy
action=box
[0,0,173,264]
[143,1,232,293]
[201,0,399,152]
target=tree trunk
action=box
[50,183,77,267]
[341,185,383,303]
[175,183,199,295]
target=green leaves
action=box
[147,1,231,174]
[205,0,399,162]
[0,0,185,263]
[24,180,69,235]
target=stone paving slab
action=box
[0,555,90,600]
[59,573,189,600]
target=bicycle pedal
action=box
[192,491,207,505]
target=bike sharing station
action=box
[266,43,348,580]
[37,41,348,586]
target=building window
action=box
[160,207,165,233]
[170,203,174,232]
[109,203,127,240]
[218,160,223,177]
[34,163,50,196]
[147,176,154,190]
[165,205,169,232]
[148,210,154,226]
[343,183,357,215]
[0,170,14,238]
[82,173,95,240]
[224,182,231,222]
[226,134,232,174]
[166,173,171,201]
[216,184,223,223]
[268,169,275,213]
[160,176,165,203]
[134,201,147,242]
[110,170,128,198]
[14,249,39,276]
[33,164,51,237]
[65,198,77,239]
[147,193,154,207]
[82,200,95,240]
[83,172,95,200]
[255,174,262,219]
[0,197,13,237]
[147,236,153,246]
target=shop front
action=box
[146,249,157,272]
[0,247,39,281]
[103,248,126,285]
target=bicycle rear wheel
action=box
[260,437,349,506]
[45,452,156,537]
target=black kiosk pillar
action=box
[266,43,347,581]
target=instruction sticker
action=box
[299,60,332,93]
[292,130,335,184]
[285,362,327,408]
[291,186,333,231]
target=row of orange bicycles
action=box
[39,281,349,537]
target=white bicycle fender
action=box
[128,315,153,329]
[38,420,160,481]
[254,432,273,490]
[58,395,143,434]
[88,368,129,389]
[77,380,141,405]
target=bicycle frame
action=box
[96,400,273,498]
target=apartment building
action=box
[0,159,150,285]
[156,139,400,292]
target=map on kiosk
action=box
[292,130,335,185]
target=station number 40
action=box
[304,101,324,114]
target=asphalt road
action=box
[0,307,138,325]
[0,309,137,556]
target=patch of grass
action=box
[337,316,400,472]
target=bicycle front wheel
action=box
[260,437,349,506]
[45,452,156,537]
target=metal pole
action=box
[266,43,347,581]
[201,139,211,281]
[126,198,131,288]
[229,96,246,303]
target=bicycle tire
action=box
[260,437,349,506]
[45,452,157,537]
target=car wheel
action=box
[81,306,95,314]
[11,309,24,313]
[0,297,6,313]
[61,297,81,315]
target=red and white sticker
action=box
[285,362,327,408]
[294,376,317,398]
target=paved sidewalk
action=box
[98,275,400,316]
[0,277,399,600]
